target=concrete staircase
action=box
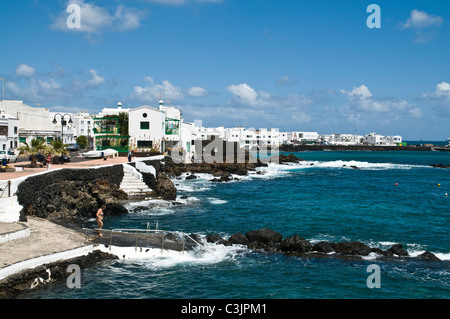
[120,170,156,200]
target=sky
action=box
[0,0,449,140]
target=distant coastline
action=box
[279,144,434,152]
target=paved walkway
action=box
[0,156,129,180]
[0,217,91,279]
[0,156,132,281]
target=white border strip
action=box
[0,228,30,244]
[0,244,94,281]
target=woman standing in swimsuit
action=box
[96,205,106,237]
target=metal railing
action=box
[0,180,11,198]
[88,226,219,259]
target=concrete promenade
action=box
[0,155,129,180]
[0,155,130,282]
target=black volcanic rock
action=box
[312,241,335,254]
[388,244,409,256]
[228,232,250,245]
[155,172,177,200]
[416,251,440,261]
[281,235,312,253]
[246,228,283,245]
[334,241,372,256]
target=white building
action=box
[287,131,319,144]
[0,100,61,145]
[98,101,130,117]
[159,99,183,143]
[0,111,20,151]
[128,105,166,153]
[71,112,94,145]
[179,122,195,163]
[363,133,402,146]
[319,133,362,146]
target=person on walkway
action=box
[46,155,52,171]
[128,150,132,162]
[96,205,106,237]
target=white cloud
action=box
[51,0,146,34]
[187,86,208,97]
[86,69,105,86]
[131,77,184,103]
[401,10,443,29]
[345,84,372,99]
[226,83,260,106]
[226,83,313,111]
[5,67,107,104]
[400,10,443,43]
[435,81,450,96]
[276,75,299,87]
[409,107,423,119]
[16,64,36,77]
[141,0,223,5]
[342,84,413,114]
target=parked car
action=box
[67,143,80,151]
[7,151,17,163]
[1,150,18,163]
[29,153,46,163]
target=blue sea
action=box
[24,151,450,300]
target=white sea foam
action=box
[208,198,228,205]
[286,160,427,171]
[98,236,248,268]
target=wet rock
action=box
[228,232,249,246]
[334,241,372,256]
[281,234,312,253]
[312,241,335,254]
[156,173,177,200]
[430,164,450,169]
[246,228,282,245]
[416,251,440,261]
[388,244,409,256]
[271,154,304,164]
[206,234,229,246]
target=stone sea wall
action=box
[0,250,117,299]
[16,165,128,225]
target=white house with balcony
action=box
[128,105,166,153]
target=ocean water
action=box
[24,151,450,299]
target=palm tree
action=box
[49,139,69,164]
[17,138,50,167]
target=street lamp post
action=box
[52,113,73,143]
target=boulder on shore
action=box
[312,241,335,254]
[245,228,283,245]
[416,251,440,261]
[281,234,312,253]
[333,241,372,256]
[388,244,409,256]
[228,232,250,245]
[156,173,177,200]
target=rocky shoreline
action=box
[0,250,117,299]
[279,144,433,152]
[202,228,443,262]
[4,153,445,298]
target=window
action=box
[14,127,18,134]
[137,140,152,148]
[140,121,150,130]
[143,113,148,118]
